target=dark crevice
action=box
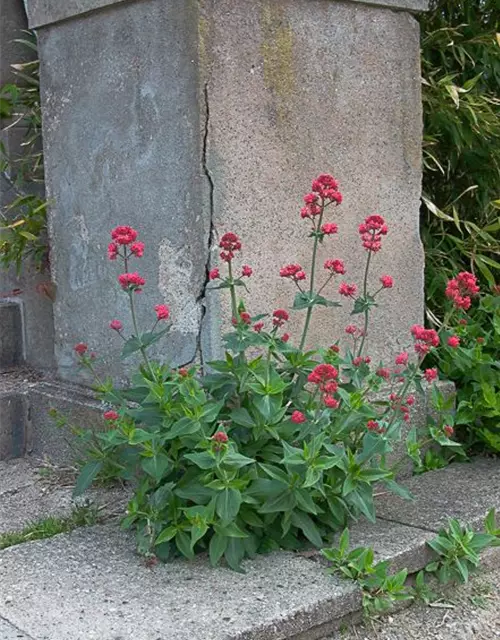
[195,81,216,371]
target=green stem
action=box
[299,206,325,350]
[357,247,373,357]
[129,291,154,377]
[227,260,238,320]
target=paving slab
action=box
[0,458,128,533]
[0,525,361,640]
[0,617,35,640]
[375,457,500,532]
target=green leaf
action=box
[224,538,246,572]
[184,451,216,469]
[155,525,177,545]
[224,451,255,469]
[209,533,228,566]
[165,417,202,440]
[73,460,102,497]
[259,490,296,514]
[141,453,170,481]
[121,336,143,359]
[215,488,242,522]
[230,407,256,428]
[175,530,195,560]
[291,510,323,548]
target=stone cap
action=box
[26,0,428,29]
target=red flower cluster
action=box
[74,343,88,356]
[118,272,146,292]
[272,309,289,327]
[411,325,440,356]
[155,304,170,321]
[103,410,119,421]
[301,174,342,219]
[233,311,251,326]
[339,282,357,297]
[307,363,338,385]
[447,335,460,348]
[345,325,358,335]
[209,268,220,280]
[291,410,306,424]
[111,226,138,245]
[130,242,145,258]
[324,259,345,275]
[444,425,454,437]
[367,420,385,434]
[380,275,393,289]
[253,321,264,333]
[241,265,253,277]
[280,264,306,282]
[445,272,480,310]
[376,367,390,380]
[311,174,343,203]
[359,215,388,252]
[308,364,339,407]
[108,243,119,260]
[110,319,123,331]
[212,431,228,443]
[395,351,409,366]
[353,356,371,366]
[423,368,438,383]
[219,232,242,262]
[321,223,338,235]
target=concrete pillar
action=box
[25,0,427,381]
[0,0,55,371]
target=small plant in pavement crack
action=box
[321,529,414,617]
[424,509,500,584]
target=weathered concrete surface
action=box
[0,302,23,370]
[25,0,131,28]
[0,458,128,533]
[202,0,425,364]
[0,392,28,460]
[0,525,362,640]
[330,519,436,575]
[26,379,105,463]
[376,457,500,531]
[0,617,35,640]
[25,0,429,30]
[348,0,428,11]
[0,0,55,372]
[37,0,209,382]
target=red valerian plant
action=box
[71,176,457,571]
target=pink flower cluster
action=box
[280,263,306,282]
[108,226,144,261]
[411,324,440,356]
[324,259,345,275]
[339,282,357,297]
[118,272,146,292]
[359,215,388,252]
[272,309,289,327]
[219,232,242,263]
[301,174,342,219]
[445,272,480,310]
[308,364,339,409]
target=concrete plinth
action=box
[27,0,426,381]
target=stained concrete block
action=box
[0,391,28,459]
[36,0,208,382]
[202,0,425,365]
[27,379,105,464]
[0,618,35,640]
[0,302,23,370]
[376,457,500,532]
[0,525,362,640]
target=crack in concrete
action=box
[193,81,216,371]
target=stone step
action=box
[0,301,24,371]
[0,381,28,460]
[0,458,498,640]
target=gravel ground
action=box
[330,568,500,640]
